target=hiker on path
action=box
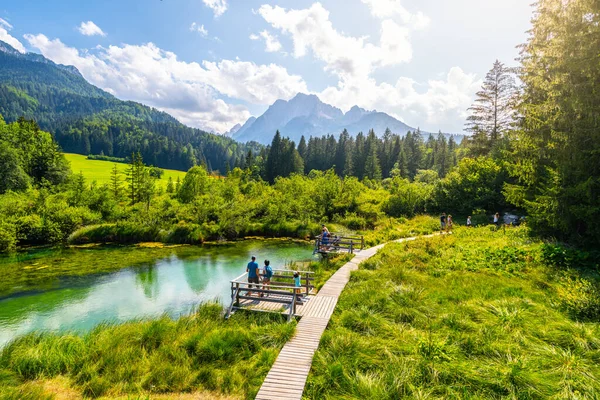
[494,213,500,229]
[440,213,447,231]
[246,256,260,296]
[447,215,453,232]
[293,271,303,304]
[262,260,273,296]
[466,216,472,227]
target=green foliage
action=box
[434,157,507,214]
[0,303,291,398]
[507,0,600,245]
[305,227,600,399]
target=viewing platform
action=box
[225,269,315,321]
[313,232,364,256]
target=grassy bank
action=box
[0,303,293,399]
[64,153,186,190]
[305,226,600,399]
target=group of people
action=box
[440,213,455,231]
[440,212,502,231]
[319,224,341,250]
[245,256,304,301]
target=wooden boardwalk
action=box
[255,241,390,400]
[255,234,437,399]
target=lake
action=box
[0,240,314,347]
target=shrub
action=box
[68,222,160,244]
[13,215,45,245]
[0,222,17,253]
[165,221,203,244]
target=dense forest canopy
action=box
[0,0,600,247]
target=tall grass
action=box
[305,226,600,399]
[0,303,294,399]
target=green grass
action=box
[0,303,294,399]
[360,215,440,247]
[64,153,187,189]
[305,226,600,399]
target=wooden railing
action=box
[314,233,364,255]
[225,269,314,321]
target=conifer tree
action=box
[166,176,174,194]
[466,60,518,156]
[110,164,122,200]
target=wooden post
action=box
[304,272,309,295]
[288,293,296,322]
[235,282,240,306]
[350,242,353,254]
[361,236,364,250]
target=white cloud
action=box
[77,21,106,37]
[24,34,307,132]
[203,0,227,17]
[249,30,282,52]
[360,0,430,29]
[257,3,413,80]
[319,67,481,132]
[189,22,208,37]
[0,18,13,30]
[0,18,26,53]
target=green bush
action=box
[0,222,17,253]
[13,215,45,245]
[165,221,204,244]
[68,222,160,244]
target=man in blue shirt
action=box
[246,256,260,296]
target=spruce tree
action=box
[466,60,518,156]
[166,176,174,194]
[334,129,350,176]
[110,164,122,199]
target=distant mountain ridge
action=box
[232,93,453,145]
[0,40,252,172]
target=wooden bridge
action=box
[255,234,436,400]
[225,269,315,321]
[313,233,364,256]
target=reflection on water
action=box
[0,240,313,347]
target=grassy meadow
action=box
[0,303,294,399]
[305,226,600,399]
[63,153,187,190]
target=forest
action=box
[1,1,600,253]
[1,1,600,399]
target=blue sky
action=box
[0,0,533,133]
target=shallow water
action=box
[0,240,314,347]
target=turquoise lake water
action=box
[0,240,314,347]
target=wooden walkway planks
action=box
[255,234,438,400]
[255,251,371,400]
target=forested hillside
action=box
[0,41,254,172]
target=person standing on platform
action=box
[246,256,260,296]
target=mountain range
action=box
[0,40,252,172]
[231,93,448,145]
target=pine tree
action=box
[334,129,350,176]
[507,0,600,243]
[73,171,86,205]
[175,176,181,193]
[297,135,307,160]
[245,150,254,170]
[166,176,174,194]
[110,164,122,199]
[265,131,282,183]
[466,60,518,156]
[364,145,382,181]
[126,152,145,204]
